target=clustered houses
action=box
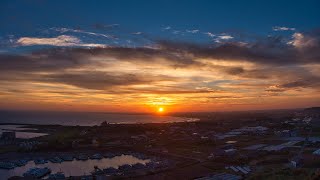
[19,141,42,151]
[0,131,16,145]
[1,108,320,179]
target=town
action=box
[0,107,320,179]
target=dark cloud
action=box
[0,30,319,95]
[225,67,245,75]
[208,96,243,99]
[51,30,320,67]
[279,77,320,89]
[264,75,320,93]
[157,34,319,65]
[265,88,285,93]
[43,72,176,90]
[68,46,199,68]
[0,51,88,73]
[92,23,119,30]
[124,89,217,95]
[2,30,319,73]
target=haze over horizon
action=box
[0,0,319,113]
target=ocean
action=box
[0,111,197,126]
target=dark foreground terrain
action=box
[0,107,320,179]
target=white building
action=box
[313,149,320,155]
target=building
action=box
[92,138,99,147]
[224,148,237,156]
[275,129,298,137]
[313,149,320,155]
[19,141,41,151]
[1,131,16,141]
[243,144,267,151]
[131,134,148,142]
[226,165,252,175]
[290,156,303,168]
[72,140,79,149]
[195,173,242,180]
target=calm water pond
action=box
[0,155,150,179]
[0,125,48,139]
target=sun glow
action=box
[158,107,164,113]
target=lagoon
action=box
[0,155,150,179]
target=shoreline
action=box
[0,111,200,127]
[0,117,199,127]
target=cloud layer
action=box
[0,27,319,111]
[17,35,106,47]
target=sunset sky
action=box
[0,0,319,112]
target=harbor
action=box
[0,152,173,179]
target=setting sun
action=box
[158,107,164,112]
